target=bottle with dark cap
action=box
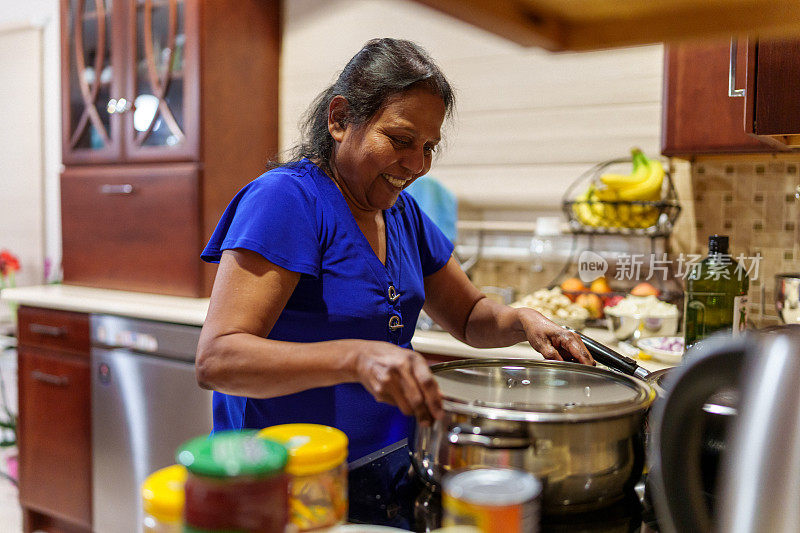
[683,235,750,349]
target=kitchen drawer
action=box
[17,345,91,529]
[17,306,90,356]
[61,164,204,297]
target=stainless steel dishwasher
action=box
[91,314,213,532]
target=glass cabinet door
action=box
[62,0,123,163]
[124,0,199,161]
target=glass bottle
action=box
[683,235,749,349]
[530,216,561,273]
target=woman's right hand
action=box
[352,342,444,426]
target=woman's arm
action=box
[197,248,443,424]
[423,257,594,365]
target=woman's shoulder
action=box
[249,159,321,193]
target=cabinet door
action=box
[18,346,91,529]
[61,163,204,296]
[749,39,800,147]
[61,0,124,165]
[123,0,200,162]
[661,41,774,156]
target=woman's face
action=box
[328,86,446,214]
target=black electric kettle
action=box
[647,326,800,533]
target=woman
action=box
[197,38,593,460]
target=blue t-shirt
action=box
[201,159,454,460]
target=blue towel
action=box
[405,175,458,243]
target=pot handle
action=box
[647,334,750,533]
[571,328,650,379]
[448,424,530,450]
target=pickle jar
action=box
[258,424,349,530]
[176,430,289,532]
[141,464,187,533]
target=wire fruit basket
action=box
[562,158,681,236]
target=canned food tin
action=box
[443,469,542,533]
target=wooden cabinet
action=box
[61,0,200,165]
[746,39,800,146]
[17,306,91,533]
[60,0,280,297]
[662,38,800,157]
[61,163,203,295]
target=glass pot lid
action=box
[432,359,655,422]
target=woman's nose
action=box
[400,147,426,175]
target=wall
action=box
[688,155,800,325]
[0,1,61,295]
[280,0,664,210]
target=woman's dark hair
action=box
[276,38,455,173]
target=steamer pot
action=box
[410,358,655,514]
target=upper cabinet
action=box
[747,39,800,147]
[409,0,800,52]
[61,0,199,165]
[59,0,280,298]
[662,38,800,157]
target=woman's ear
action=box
[328,96,349,142]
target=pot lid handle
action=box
[570,328,648,378]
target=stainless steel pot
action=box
[410,357,655,514]
[648,328,800,533]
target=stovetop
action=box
[347,440,660,532]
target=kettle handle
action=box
[647,334,750,533]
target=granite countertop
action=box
[1,284,675,372]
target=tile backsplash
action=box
[690,157,800,324]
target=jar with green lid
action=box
[142,464,187,533]
[176,430,289,533]
[258,424,348,531]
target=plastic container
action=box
[177,430,289,532]
[258,423,349,531]
[141,464,187,533]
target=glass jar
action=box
[176,430,289,532]
[258,424,349,531]
[141,464,187,533]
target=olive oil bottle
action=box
[683,235,749,349]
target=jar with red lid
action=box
[176,430,289,532]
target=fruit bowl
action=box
[561,155,682,236]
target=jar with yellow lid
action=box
[141,464,187,533]
[258,423,348,531]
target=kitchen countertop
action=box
[0,284,209,326]
[412,327,675,373]
[1,284,675,372]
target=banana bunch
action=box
[573,149,665,229]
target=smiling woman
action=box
[196,38,594,461]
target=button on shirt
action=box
[201,159,454,460]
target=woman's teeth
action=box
[382,174,408,188]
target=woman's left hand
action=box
[517,308,595,365]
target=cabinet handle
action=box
[28,323,66,337]
[728,38,746,98]
[31,370,69,387]
[100,184,134,195]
